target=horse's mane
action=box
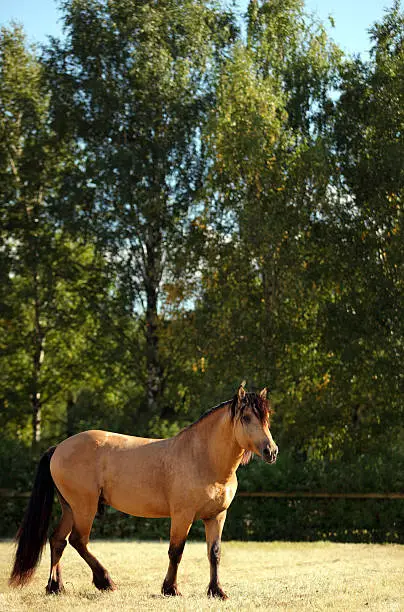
[178,400,231,436]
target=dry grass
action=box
[0,540,403,611]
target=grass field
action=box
[0,540,403,611]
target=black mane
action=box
[178,391,270,437]
[178,400,231,436]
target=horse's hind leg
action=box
[68,498,116,591]
[46,494,73,594]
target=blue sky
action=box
[0,0,393,57]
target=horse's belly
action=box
[107,486,170,519]
[102,450,171,518]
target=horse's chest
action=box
[197,483,236,519]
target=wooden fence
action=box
[237,491,404,499]
[1,488,403,500]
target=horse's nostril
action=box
[263,446,271,456]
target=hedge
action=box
[1,494,402,544]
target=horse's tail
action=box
[9,446,57,587]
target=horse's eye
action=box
[242,414,251,424]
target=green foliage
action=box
[42,0,237,422]
[225,497,402,543]
[0,1,403,543]
[193,0,403,469]
[1,494,401,543]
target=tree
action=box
[194,0,342,439]
[43,0,236,424]
[0,25,71,445]
[0,25,117,447]
[327,0,404,455]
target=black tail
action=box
[9,446,56,587]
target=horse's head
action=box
[231,383,278,465]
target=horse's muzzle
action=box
[262,444,278,464]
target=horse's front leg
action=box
[161,514,192,596]
[204,510,228,599]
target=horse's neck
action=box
[198,406,244,482]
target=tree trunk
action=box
[31,235,44,449]
[144,222,163,419]
[66,392,75,438]
[145,283,161,416]
[31,393,41,447]
[261,249,278,386]
[31,329,43,448]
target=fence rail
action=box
[0,489,30,498]
[237,491,404,499]
[1,488,403,500]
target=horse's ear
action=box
[259,387,268,400]
[238,381,246,402]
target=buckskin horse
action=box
[10,384,278,599]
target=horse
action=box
[9,383,278,599]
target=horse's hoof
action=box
[101,581,117,591]
[162,581,182,596]
[45,580,65,595]
[207,584,229,600]
[93,570,117,591]
[95,580,117,591]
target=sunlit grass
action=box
[0,540,403,611]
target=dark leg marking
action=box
[69,529,116,591]
[161,541,185,597]
[46,517,70,595]
[46,563,65,595]
[207,539,228,600]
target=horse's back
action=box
[51,430,156,480]
[55,427,159,452]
